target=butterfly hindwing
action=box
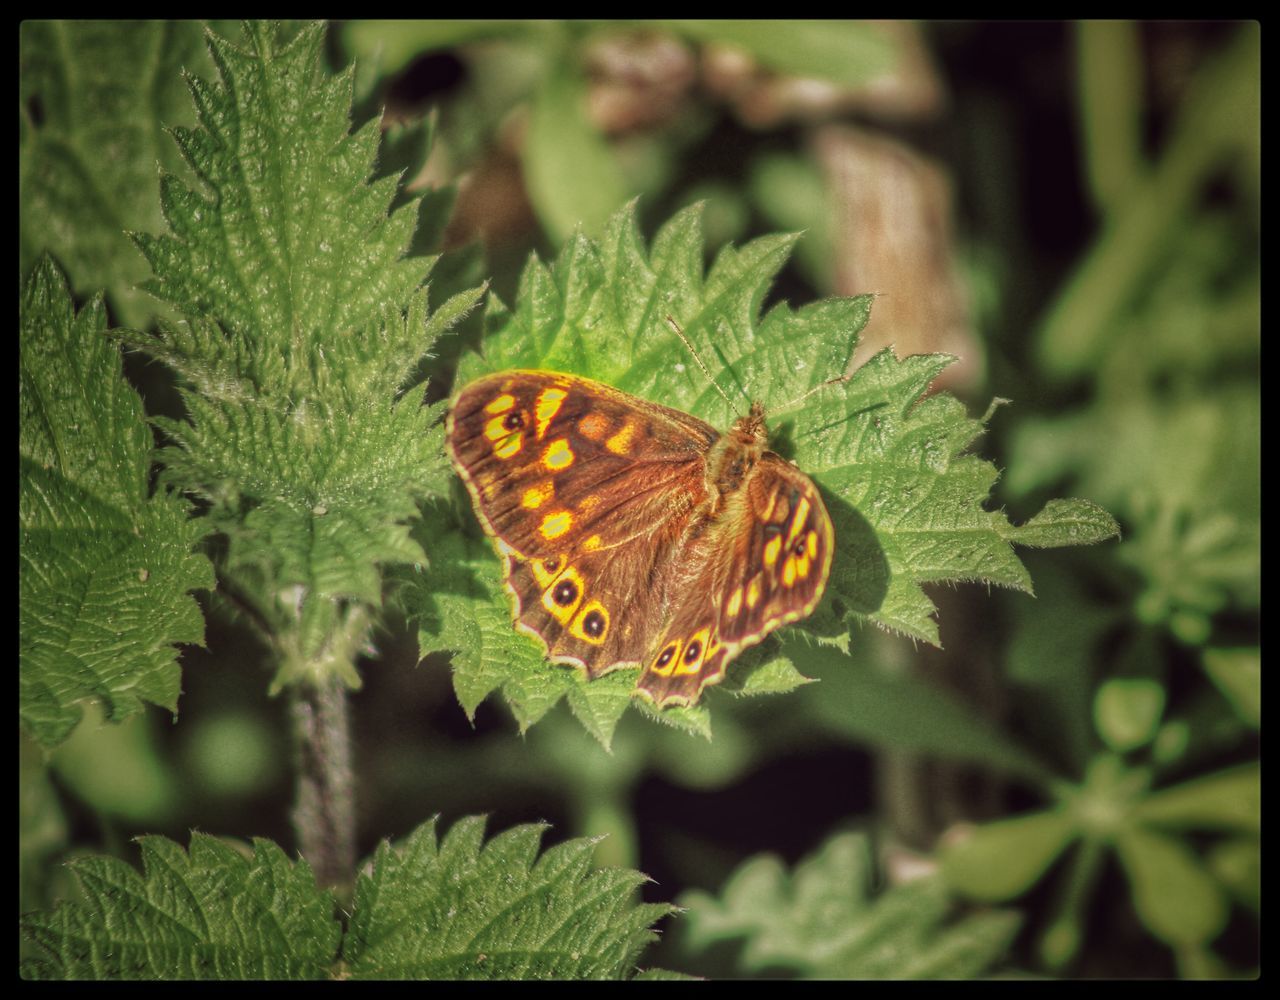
[717,455,834,647]
[635,455,834,707]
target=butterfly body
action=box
[446,370,833,707]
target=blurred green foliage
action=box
[19,19,1257,980]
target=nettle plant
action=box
[20,23,1116,979]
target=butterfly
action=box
[445,368,834,708]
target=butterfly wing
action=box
[447,370,717,676]
[635,454,834,706]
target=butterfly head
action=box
[730,401,768,445]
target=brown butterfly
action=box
[445,368,834,708]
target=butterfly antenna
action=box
[665,315,740,415]
[778,371,853,413]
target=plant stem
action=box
[289,677,356,892]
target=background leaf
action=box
[19,258,212,748]
[680,831,1021,978]
[344,816,674,979]
[21,834,340,980]
[19,20,225,327]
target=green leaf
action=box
[1037,24,1259,377]
[19,736,67,915]
[121,22,483,688]
[730,650,815,698]
[49,701,179,825]
[633,967,702,980]
[20,834,340,979]
[19,257,212,749]
[19,20,222,327]
[1000,498,1120,548]
[1206,837,1259,913]
[812,349,1035,643]
[1130,762,1259,834]
[524,51,630,242]
[681,831,1020,978]
[1094,678,1166,752]
[1113,826,1229,947]
[1201,648,1260,728]
[431,201,1088,735]
[344,816,674,979]
[940,809,1079,901]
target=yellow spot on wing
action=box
[783,557,797,587]
[485,394,515,414]
[544,438,574,471]
[606,422,636,455]
[540,510,572,539]
[535,387,567,440]
[746,577,762,609]
[494,433,522,459]
[763,535,782,567]
[762,489,779,520]
[806,529,818,558]
[522,482,554,509]
[726,587,743,617]
[787,497,811,543]
[484,415,511,440]
[584,534,602,551]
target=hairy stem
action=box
[289,677,356,892]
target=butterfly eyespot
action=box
[541,565,584,622]
[656,644,677,668]
[792,538,807,558]
[683,640,702,664]
[570,602,609,644]
[545,556,561,572]
[503,412,524,431]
